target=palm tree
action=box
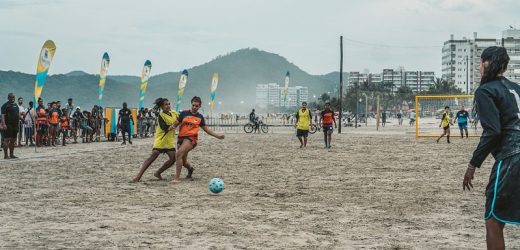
[427,78,463,95]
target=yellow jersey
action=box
[441,112,451,127]
[296,108,311,130]
[153,111,179,149]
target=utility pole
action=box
[338,36,343,133]
[355,82,358,128]
[466,56,469,95]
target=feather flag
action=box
[138,60,152,110]
[283,71,290,104]
[176,70,189,112]
[98,52,110,107]
[209,72,219,112]
[33,40,56,108]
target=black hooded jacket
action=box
[470,77,520,167]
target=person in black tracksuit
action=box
[463,46,520,249]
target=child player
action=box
[321,102,337,148]
[436,106,453,143]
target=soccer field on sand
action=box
[0,125,519,249]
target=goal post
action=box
[415,95,481,138]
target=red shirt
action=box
[321,110,334,126]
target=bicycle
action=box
[309,123,321,134]
[244,120,269,133]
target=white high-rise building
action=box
[255,83,308,108]
[442,29,520,93]
[348,70,435,93]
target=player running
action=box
[454,105,470,138]
[462,46,520,249]
[171,96,224,184]
[321,102,337,148]
[436,106,453,143]
[295,101,312,148]
[133,98,179,182]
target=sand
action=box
[0,123,519,249]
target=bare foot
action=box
[154,172,163,180]
[131,177,140,183]
[172,179,181,184]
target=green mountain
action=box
[0,48,337,112]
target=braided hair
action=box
[154,97,169,111]
[480,46,509,85]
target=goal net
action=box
[415,95,482,138]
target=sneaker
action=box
[128,141,133,145]
[121,142,126,145]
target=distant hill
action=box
[0,48,337,112]
[65,71,89,76]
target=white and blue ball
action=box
[209,178,225,193]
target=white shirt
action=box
[24,108,35,128]
[18,104,27,115]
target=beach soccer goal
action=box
[414,95,482,138]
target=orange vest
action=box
[60,117,69,127]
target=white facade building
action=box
[255,83,308,109]
[348,70,435,93]
[442,29,520,93]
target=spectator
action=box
[1,93,20,159]
[23,101,35,146]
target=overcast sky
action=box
[1,0,519,76]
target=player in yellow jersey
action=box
[436,106,453,143]
[132,98,179,182]
[294,101,312,148]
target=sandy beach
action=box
[0,124,519,249]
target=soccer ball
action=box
[209,178,225,194]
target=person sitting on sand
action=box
[170,96,224,184]
[133,98,179,182]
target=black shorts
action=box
[4,126,19,139]
[484,153,520,224]
[177,136,198,149]
[443,125,450,130]
[153,148,176,154]
[121,124,131,133]
[296,129,309,137]
[37,124,48,134]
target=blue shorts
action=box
[458,122,468,130]
[323,125,334,134]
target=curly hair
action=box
[191,96,202,105]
